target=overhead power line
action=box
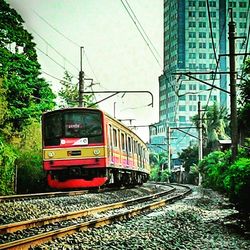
[120,0,162,69]
[33,10,81,48]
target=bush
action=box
[160,169,170,182]
[198,150,231,191]
[15,150,46,193]
[224,158,250,212]
[150,166,161,181]
[0,138,18,195]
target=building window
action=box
[189,63,196,69]
[199,42,206,48]
[189,22,196,27]
[199,64,206,69]
[189,1,196,7]
[239,12,247,18]
[179,105,186,111]
[212,22,217,28]
[199,12,206,17]
[199,84,207,90]
[199,32,206,38]
[189,105,197,111]
[179,116,186,122]
[209,64,216,70]
[189,32,196,38]
[210,95,217,101]
[209,54,215,59]
[189,42,196,48]
[209,1,216,7]
[199,1,206,7]
[210,12,216,18]
[189,84,197,90]
[239,23,247,29]
[239,2,247,7]
[199,22,206,28]
[229,2,236,8]
[189,95,197,101]
[209,33,216,38]
[189,11,196,17]
[199,53,206,59]
[180,84,186,90]
[189,53,196,59]
[199,95,206,101]
[209,43,216,48]
[179,95,186,100]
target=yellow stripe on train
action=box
[43,146,106,160]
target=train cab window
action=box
[44,113,63,146]
[43,110,103,146]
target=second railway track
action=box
[0,183,191,250]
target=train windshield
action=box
[44,110,103,146]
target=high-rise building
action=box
[149,0,249,158]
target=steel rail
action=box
[0,185,175,234]
[0,184,191,250]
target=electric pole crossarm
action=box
[172,73,230,94]
[83,90,154,107]
[175,128,199,140]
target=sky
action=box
[8,0,164,142]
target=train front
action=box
[42,108,107,189]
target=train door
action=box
[108,124,114,164]
[121,132,126,166]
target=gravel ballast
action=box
[35,186,250,250]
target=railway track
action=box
[0,186,125,202]
[0,183,191,250]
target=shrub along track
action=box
[0,184,191,250]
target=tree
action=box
[58,71,97,108]
[0,0,55,136]
[149,151,170,181]
[238,58,250,140]
[192,102,230,154]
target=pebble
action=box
[35,186,250,250]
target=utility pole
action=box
[79,46,84,107]
[167,126,171,173]
[228,9,238,161]
[198,101,203,185]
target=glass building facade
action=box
[149,0,249,158]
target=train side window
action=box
[113,128,118,148]
[121,133,126,151]
[128,136,132,154]
[108,124,113,148]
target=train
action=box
[42,107,150,189]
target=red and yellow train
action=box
[42,108,150,189]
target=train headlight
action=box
[93,149,100,156]
[48,151,55,158]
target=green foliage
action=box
[15,119,46,193]
[149,166,161,181]
[0,137,18,195]
[58,71,97,108]
[198,147,250,213]
[238,58,250,138]
[192,102,229,154]
[15,150,46,193]
[223,158,250,212]
[160,169,171,182]
[198,150,231,191]
[0,0,55,135]
[178,145,198,172]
